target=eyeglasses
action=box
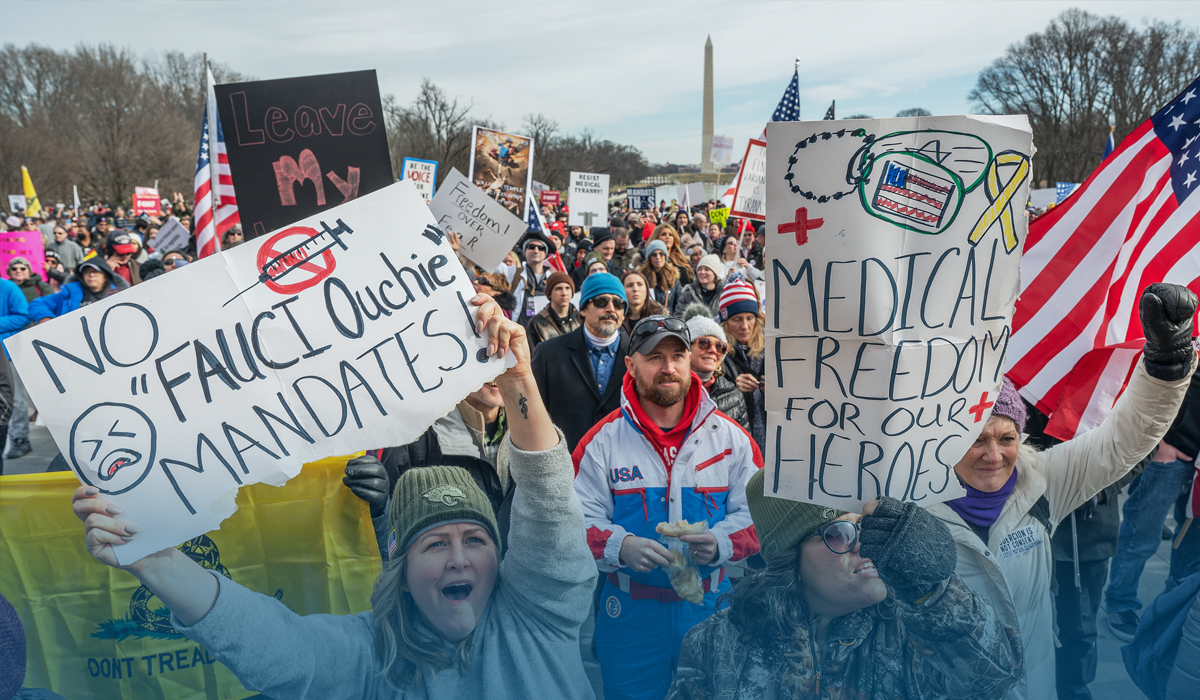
[802,519,860,554]
[693,337,728,354]
[631,315,688,340]
[588,294,626,311]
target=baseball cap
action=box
[108,232,137,255]
[629,315,691,356]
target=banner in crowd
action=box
[709,206,729,228]
[539,190,560,207]
[626,187,656,211]
[428,168,527,271]
[8,194,26,213]
[214,70,393,238]
[568,171,609,228]
[6,180,513,563]
[400,157,438,203]
[711,134,734,164]
[468,126,534,220]
[730,139,767,221]
[0,457,378,699]
[0,229,46,280]
[764,115,1032,509]
[151,217,189,254]
[132,187,162,216]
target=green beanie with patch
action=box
[387,466,500,558]
[745,469,847,563]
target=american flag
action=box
[1055,181,1079,203]
[193,65,239,259]
[527,193,566,272]
[823,101,835,120]
[1008,76,1200,440]
[1103,128,1116,160]
[723,66,800,206]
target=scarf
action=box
[583,324,618,348]
[947,469,1017,528]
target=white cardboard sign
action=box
[730,139,767,221]
[568,171,609,228]
[764,115,1032,510]
[711,135,734,164]
[401,157,439,204]
[151,217,189,254]
[7,181,512,563]
[428,167,527,272]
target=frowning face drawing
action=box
[69,403,157,495]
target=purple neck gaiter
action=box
[948,469,1017,529]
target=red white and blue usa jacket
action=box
[572,372,762,590]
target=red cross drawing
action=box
[777,206,824,246]
[968,391,995,423]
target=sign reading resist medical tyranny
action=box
[764,115,1032,509]
[214,70,394,238]
[568,171,609,228]
[6,181,512,564]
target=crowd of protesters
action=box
[1,190,1198,700]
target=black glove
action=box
[1141,282,1198,381]
[858,497,957,603]
[343,455,390,518]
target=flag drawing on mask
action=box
[871,160,956,229]
[193,65,239,259]
[1009,77,1200,440]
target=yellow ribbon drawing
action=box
[967,151,1030,253]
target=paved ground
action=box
[3,423,1181,699]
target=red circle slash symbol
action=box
[255,226,336,295]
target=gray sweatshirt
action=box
[173,432,597,699]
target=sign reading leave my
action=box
[428,167,527,271]
[6,181,512,564]
[764,115,1032,510]
[214,69,394,238]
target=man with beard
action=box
[573,315,761,700]
[530,273,630,452]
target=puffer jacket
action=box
[671,281,723,318]
[704,374,748,431]
[667,573,1023,700]
[925,357,1196,700]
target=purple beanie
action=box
[991,377,1027,432]
[0,593,25,699]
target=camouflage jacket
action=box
[666,573,1023,700]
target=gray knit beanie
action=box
[683,303,724,343]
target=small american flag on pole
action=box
[1008,76,1200,440]
[193,64,239,259]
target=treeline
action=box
[0,46,650,210]
[971,9,1200,185]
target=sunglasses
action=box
[8,266,27,272]
[693,337,728,354]
[588,294,626,311]
[802,519,860,554]
[632,316,688,340]
[525,243,546,252]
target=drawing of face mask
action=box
[852,130,993,235]
[69,403,157,495]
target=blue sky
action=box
[3,0,1198,164]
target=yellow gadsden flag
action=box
[20,165,41,217]
[0,456,380,699]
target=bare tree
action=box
[895,108,932,117]
[384,79,493,186]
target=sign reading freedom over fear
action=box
[6,181,513,564]
[428,167,527,271]
[764,115,1033,510]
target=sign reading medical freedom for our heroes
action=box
[6,181,513,564]
[214,69,394,238]
[764,115,1033,510]
[568,171,609,228]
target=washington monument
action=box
[701,35,714,173]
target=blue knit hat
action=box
[580,272,626,307]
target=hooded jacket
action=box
[925,357,1195,700]
[27,257,119,322]
[14,273,52,302]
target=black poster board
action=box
[214,70,393,238]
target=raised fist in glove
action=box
[858,497,957,603]
[1141,282,1198,381]
[343,455,390,518]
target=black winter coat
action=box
[530,326,629,452]
[705,374,748,431]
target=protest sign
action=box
[1,456,377,698]
[730,138,767,221]
[132,186,162,215]
[6,180,513,564]
[626,187,656,210]
[568,171,610,228]
[0,229,46,280]
[214,70,393,238]
[400,157,438,203]
[8,194,27,213]
[709,206,730,227]
[428,168,527,271]
[151,217,189,254]
[711,134,734,164]
[468,126,534,219]
[539,190,560,207]
[763,115,1032,510]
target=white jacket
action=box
[926,357,1196,700]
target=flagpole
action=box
[205,54,221,245]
